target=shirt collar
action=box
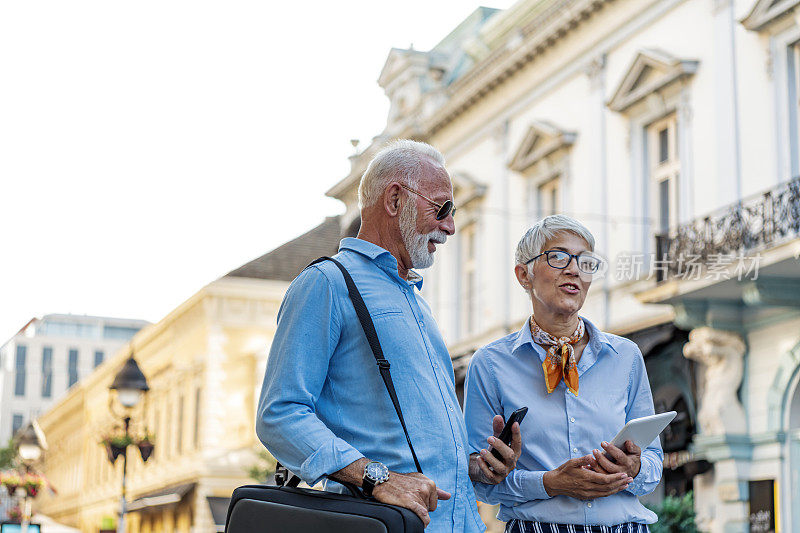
[510,315,619,357]
[338,237,424,290]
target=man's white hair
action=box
[514,214,596,266]
[358,139,446,209]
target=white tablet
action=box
[609,411,677,450]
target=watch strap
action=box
[362,476,377,497]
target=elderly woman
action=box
[464,215,662,532]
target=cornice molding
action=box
[325,0,614,202]
[427,0,611,135]
[741,0,800,31]
[607,49,698,113]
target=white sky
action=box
[0,1,516,341]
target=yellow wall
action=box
[36,277,287,533]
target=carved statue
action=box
[683,327,746,435]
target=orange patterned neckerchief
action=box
[530,316,585,395]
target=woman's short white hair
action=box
[358,139,446,209]
[515,214,595,266]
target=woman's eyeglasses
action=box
[399,183,456,221]
[525,250,602,274]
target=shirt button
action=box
[570,417,576,423]
[573,447,578,453]
[587,502,592,508]
[449,405,454,412]
[457,445,462,450]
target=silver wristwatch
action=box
[362,461,389,497]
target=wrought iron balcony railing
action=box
[654,176,800,282]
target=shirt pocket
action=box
[371,307,404,317]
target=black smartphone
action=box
[490,406,528,460]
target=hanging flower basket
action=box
[104,442,126,463]
[100,433,133,463]
[24,472,45,498]
[137,439,154,462]
[1,471,22,496]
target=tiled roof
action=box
[224,216,342,281]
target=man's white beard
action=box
[399,199,448,269]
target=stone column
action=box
[585,54,612,329]
[711,0,742,206]
[683,327,749,533]
[677,88,694,224]
[202,304,228,458]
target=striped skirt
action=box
[505,519,650,533]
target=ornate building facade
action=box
[327,1,800,532]
[34,218,344,533]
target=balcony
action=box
[639,177,800,331]
[654,176,800,283]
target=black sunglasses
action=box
[399,183,456,221]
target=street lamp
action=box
[15,422,44,533]
[110,355,150,408]
[109,355,150,533]
[16,423,43,466]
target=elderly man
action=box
[256,140,521,532]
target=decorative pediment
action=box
[741,0,800,31]
[378,48,443,137]
[451,172,487,208]
[378,48,428,89]
[508,121,576,173]
[607,49,698,113]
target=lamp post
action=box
[16,424,43,466]
[15,422,44,533]
[108,355,150,533]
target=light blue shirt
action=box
[464,317,662,526]
[256,237,485,533]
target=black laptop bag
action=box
[225,257,425,533]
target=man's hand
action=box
[589,440,641,479]
[372,472,450,528]
[542,456,633,500]
[332,459,449,528]
[469,414,522,484]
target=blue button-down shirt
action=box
[256,237,485,533]
[464,317,662,526]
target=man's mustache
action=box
[427,231,448,245]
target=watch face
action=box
[365,461,389,482]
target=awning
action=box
[127,483,195,512]
[207,496,230,533]
[30,514,80,533]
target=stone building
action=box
[326,1,800,531]
[34,217,343,532]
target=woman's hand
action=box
[589,440,641,479]
[543,456,633,500]
[469,415,522,484]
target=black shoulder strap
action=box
[308,256,423,474]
